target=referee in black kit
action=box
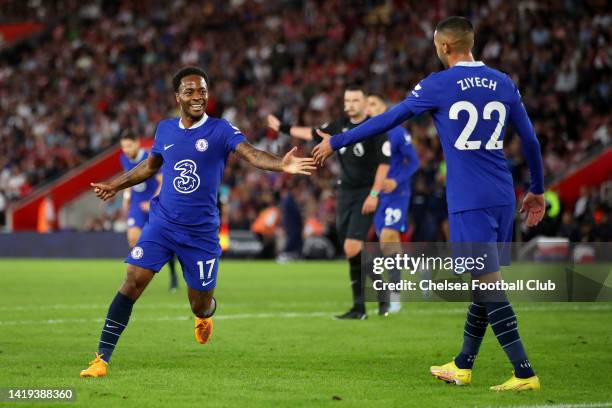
[267,85,391,319]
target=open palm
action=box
[281,147,317,175]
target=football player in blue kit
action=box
[80,67,316,378]
[313,17,545,391]
[367,94,419,313]
[119,131,179,291]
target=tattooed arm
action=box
[91,154,163,201]
[234,142,315,175]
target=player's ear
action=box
[443,41,451,55]
[175,93,180,104]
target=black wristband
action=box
[279,123,292,134]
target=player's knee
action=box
[122,265,150,298]
[379,229,401,255]
[343,240,362,258]
[380,228,400,243]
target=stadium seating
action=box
[0,1,609,243]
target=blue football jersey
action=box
[120,149,159,208]
[149,114,246,233]
[385,126,419,197]
[330,61,544,214]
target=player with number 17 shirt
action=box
[80,66,316,378]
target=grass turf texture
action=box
[1,259,611,408]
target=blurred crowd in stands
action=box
[0,0,610,249]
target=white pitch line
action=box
[1,302,611,313]
[0,304,611,326]
[494,403,612,408]
[0,312,332,326]
[0,301,345,312]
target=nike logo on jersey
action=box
[164,144,175,150]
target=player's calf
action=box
[80,265,154,378]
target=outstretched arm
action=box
[234,141,316,175]
[267,114,313,141]
[92,154,163,201]
[313,102,414,165]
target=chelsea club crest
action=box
[195,139,208,152]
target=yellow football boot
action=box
[430,360,472,385]
[79,353,108,378]
[490,374,540,391]
[194,317,213,345]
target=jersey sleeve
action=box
[329,74,439,151]
[507,80,544,194]
[394,131,419,185]
[151,122,164,156]
[374,133,391,165]
[223,120,247,155]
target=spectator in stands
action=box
[0,188,6,228]
[1,0,609,245]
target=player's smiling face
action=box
[176,75,208,121]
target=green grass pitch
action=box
[1,259,611,407]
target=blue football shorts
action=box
[126,206,149,229]
[448,204,515,276]
[125,221,221,290]
[374,193,410,237]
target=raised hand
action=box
[91,182,117,201]
[281,147,317,175]
[267,114,281,132]
[312,129,334,166]
[519,192,545,227]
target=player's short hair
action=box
[172,66,209,93]
[345,84,366,96]
[367,92,385,101]
[435,16,474,35]
[120,130,138,141]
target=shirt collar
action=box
[178,114,208,129]
[129,148,145,163]
[455,61,485,67]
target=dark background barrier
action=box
[0,232,128,258]
[0,231,265,259]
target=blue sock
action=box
[484,301,535,378]
[98,292,135,363]
[454,302,488,369]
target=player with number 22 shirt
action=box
[313,16,546,392]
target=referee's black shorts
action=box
[336,187,374,243]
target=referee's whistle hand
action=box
[312,129,333,166]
